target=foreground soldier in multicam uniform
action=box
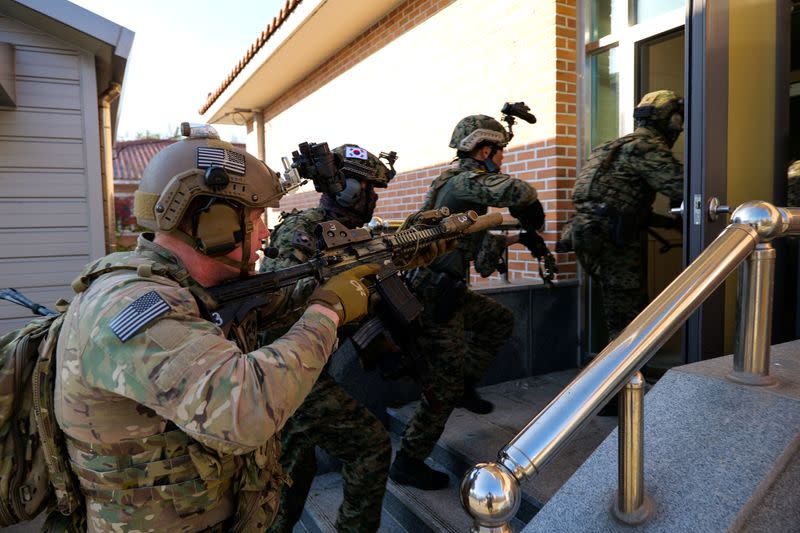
[567,90,684,343]
[54,126,379,532]
[263,145,413,533]
[389,114,551,490]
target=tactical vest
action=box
[572,131,649,216]
[424,167,490,278]
[63,249,283,532]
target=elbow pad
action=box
[510,200,545,232]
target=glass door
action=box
[582,1,687,367]
[638,29,685,377]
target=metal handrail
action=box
[460,201,800,531]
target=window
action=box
[590,47,619,148]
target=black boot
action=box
[459,386,494,414]
[389,450,449,490]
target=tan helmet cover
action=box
[635,90,683,122]
[449,115,510,152]
[134,137,284,232]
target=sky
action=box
[69,0,285,143]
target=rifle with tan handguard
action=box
[205,207,502,329]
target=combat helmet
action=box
[634,90,684,145]
[332,144,396,188]
[449,115,511,152]
[133,123,297,273]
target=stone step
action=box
[297,472,410,533]
[385,372,618,525]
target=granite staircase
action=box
[296,342,800,532]
[292,371,617,532]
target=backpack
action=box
[0,297,82,528]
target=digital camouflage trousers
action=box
[399,288,513,460]
[268,372,391,533]
[571,213,647,340]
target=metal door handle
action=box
[708,197,730,221]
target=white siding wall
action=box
[0,14,104,335]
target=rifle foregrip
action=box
[465,212,504,234]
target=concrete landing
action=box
[524,341,800,533]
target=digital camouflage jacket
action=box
[421,158,538,279]
[572,126,683,219]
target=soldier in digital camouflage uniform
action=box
[389,115,550,490]
[567,90,684,343]
[261,145,397,533]
[54,126,379,533]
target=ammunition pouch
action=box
[586,203,640,248]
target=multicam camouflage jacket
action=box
[55,234,338,532]
[572,126,683,220]
[421,158,538,279]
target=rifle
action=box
[0,288,57,316]
[205,208,503,329]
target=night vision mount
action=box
[501,101,537,141]
[282,141,345,196]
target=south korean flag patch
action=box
[109,291,171,342]
[344,146,368,160]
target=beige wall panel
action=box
[14,79,81,109]
[0,228,89,258]
[14,48,79,81]
[0,170,85,197]
[0,109,82,138]
[0,15,74,51]
[0,14,101,327]
[262,0,555,173]
[0,256,89,290]
[0,199,87,228]
[0,139,83,168]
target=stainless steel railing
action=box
[460,201,800,532]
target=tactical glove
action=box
[309,263,381,324]
[509,200,545,232]
[518,231,558,286]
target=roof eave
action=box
[202,0,404,125]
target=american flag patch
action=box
[109,291,170,342]
[197,147,246,175]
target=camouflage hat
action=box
[332,144,395,188]
[449,115,510,152]
[134,125,285,232]
[634,90,684,122]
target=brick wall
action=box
[270,0,578,284]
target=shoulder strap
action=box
[423,168,460,210]
[71,253,188,294]
[32,312,82,516]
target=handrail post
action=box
[730,242,777,386]
[611,371,653,524]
